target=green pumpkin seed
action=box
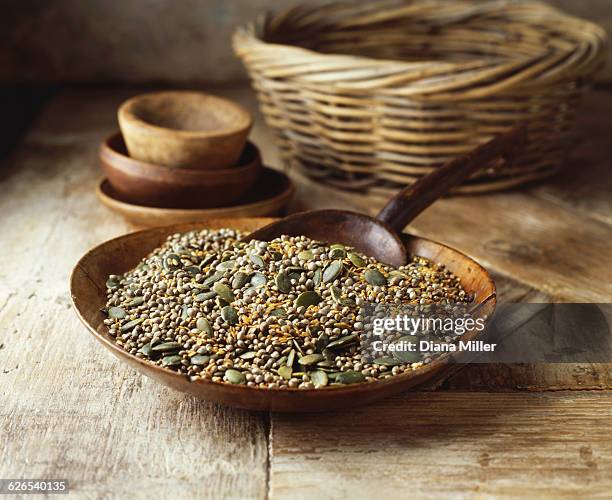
[225,369,246,384]
[393,351,422,363]
[213,282,235,303]
[161,355,182,367]
[270,251,283,261]
[275,271,292,293]
[106,278,119,289]
[270,307,287,317]
[374,356,400,366]
[250,254,265,268]
[216,260,236,271]
[310,370,329,387]
[190,354,210,365]
[221,305,238,325]
[278,365,293,380]
[326,333,359,349]
[185,265,200,276]
[316,332,330,351]
[196,317,213,335]
[199,255,216,269]
[313,268,322,286]
[297,250,314,261]
[295,291,322,308]
[389,270,409,279]
[287,349,296,368]
[336,371,365,384]
[195,291,216,302]
[330,286,355,306]
[164,254,182,271]
[126,296,145,307]
[348,252,366,268]
[181,305,189,320]
[250,273,267,288]
[120,317,144,332]
[138,343,152,356]
[298,353,325,366]
[322,260,343,283]
[203,271,224,287]
[231,272,250,289]
[364,268,387,286]
[151,341,182,353]
[329,247,346,259]
[239,351,256,360]
[316,360,333,368]
[108,306,126,319]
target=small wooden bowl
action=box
[118,91,252,169]
[71,218,496,412]
[100,133,261,208]
[96,167,295,227]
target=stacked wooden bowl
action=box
[98,91,294,225]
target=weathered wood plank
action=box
[270,392,612,499]
[0,95,268,498]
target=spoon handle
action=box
[376,126,526,233]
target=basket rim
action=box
[233,0,608,93]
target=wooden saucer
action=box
[96,167,294,227]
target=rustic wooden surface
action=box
[0,84,611,497]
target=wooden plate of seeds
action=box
[70,218,496,412]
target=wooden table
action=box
[1,84,611,498]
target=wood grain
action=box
[1,84,611,496]
[270,392,612,499]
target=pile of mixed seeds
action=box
[103,228,470,389]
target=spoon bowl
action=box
[243,127,526,266]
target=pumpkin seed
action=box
[313,268,322,286]
[275,271,292,293]
[185,265,200,276]
[216,260,236,271]
[203,271,224,287]
[364,268,387,286]
[151,341,182,353]
[298,353,325,366]
[330,286,354,306]
[190,354,210,365]
[250,254,265,268]
[348,252,366,268]
[126,296,144,307]
[297,250,314,261]
[239,351,257,360]
[138,343,152,356]
[250,273,267,288]
[161,355,182,367]
[278,365,293,380]
[286,349,296,368]
[196,317,213,335]
[120,317,144,332]
[322,260,343,283]
[231,271,250,289]
[225,369,246,384]
[195,291,216,302]
[295,291,322,308]
[316,360,333,368]
[270,251,283,261]
[108,306,126,319]
[374,356,400,366]
[213,282,235,303]
[389,270,409,279]
[221,305,238,325]
[315,332,330,351]
[393,351,422,363]
[329,247,346,259]
[270,307,287,317]
[336,371,365,384]
[310,370,329,388]
[199,254,216,269]
[106,278,119,289]
[326,333,359,349]
[181,305,189,320]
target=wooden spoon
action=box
[244,127,525,266]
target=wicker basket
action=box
[234,0,607,195]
